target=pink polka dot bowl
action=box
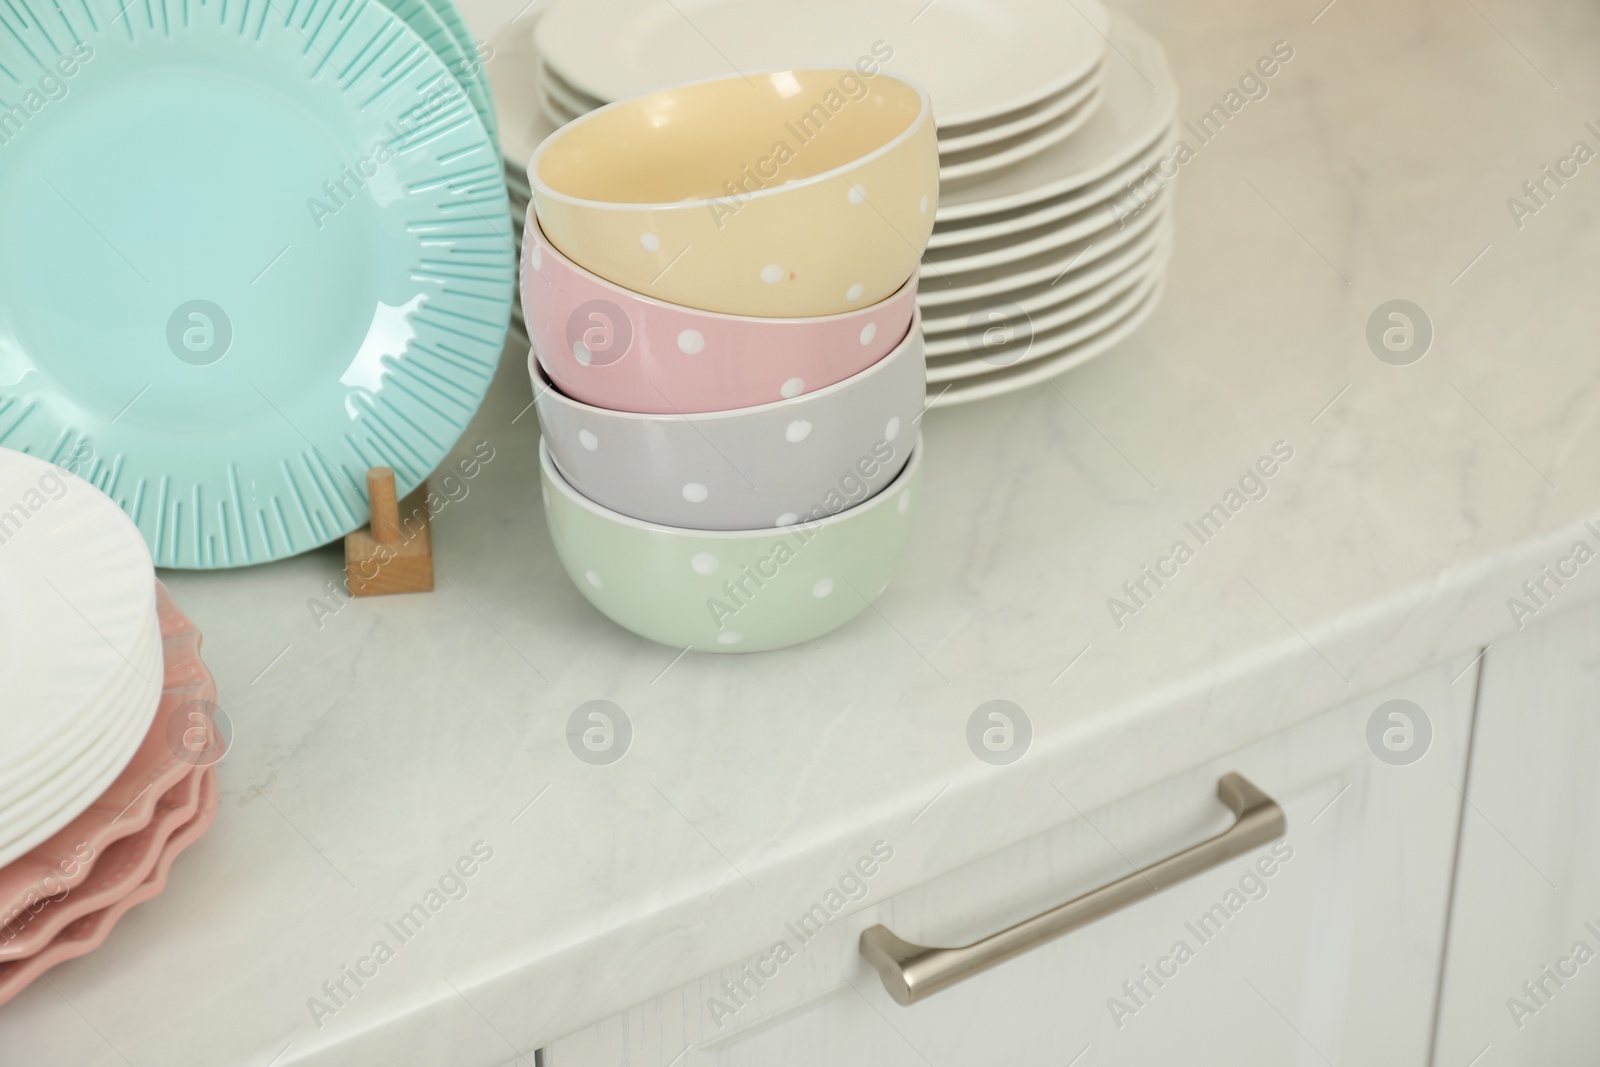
[522,216,918,414]
[528,309,925,530]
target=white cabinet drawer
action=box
[548,656,1476,1067]
[1435,600,1600,1065]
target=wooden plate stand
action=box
[344,467,434,597]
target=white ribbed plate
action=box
[0,449,156,774]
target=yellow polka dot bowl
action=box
[528,68,939,318]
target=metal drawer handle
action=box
[859,772,1286,1005]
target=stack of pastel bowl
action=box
[522,68,941,653]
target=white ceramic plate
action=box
[540,86,581,127]
[539,63,589,122]
[938,61,1103,154]
[918,194,1169,306]
[0,637,157,835]
[927,259,1165,382]
[927,180,1163,275]
[489,17,559,173]
[536,40,1106,166]
[928,275,1166,407]
[921,213,1172,335]
[500,10,1173,237]
[939,13,1176,220]
[940,83,1105,184]
[929,132,1170,250]
[924,236,1168,358]
[0,604,159,814]
[0,590,160,865]
[536,0,1109,128]
[0,451,156,774]
[540,55,605,110]
[0,666,160,868]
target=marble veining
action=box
[5,0,1600,1062]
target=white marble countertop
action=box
[7,0,1600,1062]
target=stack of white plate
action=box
[0,450,161,868]
[493,2,1178,406]
[916,15,1177,405]
[532,0,1110,186]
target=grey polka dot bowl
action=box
[540,435,923,653]
[530,310,925,530]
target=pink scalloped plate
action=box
[0,583,221,927]
[0,767,218,1007]
[0,767,204,960]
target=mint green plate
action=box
[385,0,498,150]
[424,0,499,150]
[0,0,514,568]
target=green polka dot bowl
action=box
[540,435,923,652]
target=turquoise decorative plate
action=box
[425,0,499,150]
[383,0,498,149]
[0,0,514,568]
